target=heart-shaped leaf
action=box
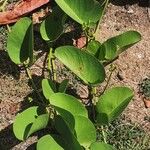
[42,79,56,99]
[100,31,141,60]
[49,93,88,117]
[40,7,66,41]
[55,46,105,85]
[13,106,49,140]
[7,17,33,64]
[37,135,63,150]
[55,0,103,26]
[55,115,83,150]
[96,87,133,125]
[90,142,116,150]
[74,115,96,148]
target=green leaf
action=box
[74,115,96,148]
[55,0,103,26]
[37,135,63,150]
[55,46,105,85]
[96,87,134,125]
[55,115,83,150]
[40,7,66,41]
[90,142,116,150]
[87,40,101,55]
[7,17,33,64]
[87,40,105,60]
[13,106,49,140]
[100,31,141,60]
[54,107,75,132]
[42,79,56,99]
[58,79,69,93]
[49,93,88,117]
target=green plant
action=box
[139,78,150,99]
[5,0,141,149]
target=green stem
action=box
[101,125,107,143]
[94,0,109,37]
[48,48,57,81]
[47,48,53,77]
[24,65,45,104]
[52,57,57,81]
[101,64,116,95]
[88,86,97,122]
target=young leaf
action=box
[55,0,103,26]
[42,79,56,99]
[87,40,101,55]
[7,17,33,64]
[58,79,69,93]
[55,46,105,85]
[13,106,49,140]
[40,7,66,41]
[37,135,63,150]
[100,31,141,60]
[49,93,88,117]
[96,87,133,125]
[90,142,116,150]
[74,115,96,148]
[86,40,105,60]
[55,115,83,150]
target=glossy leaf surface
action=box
[40,7,66,41]
[55,46,105,85]
[55,0,103,26]
[37,135,63,150]
[49,93,88,117]
[7,17,33,64]
[96,87,133,125]
[100,31,141,60]
[13,106,49,140]
[42,79,56,99]
[74,115,96,148]
[55,115,82,150]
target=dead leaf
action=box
[0,0,49,25]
